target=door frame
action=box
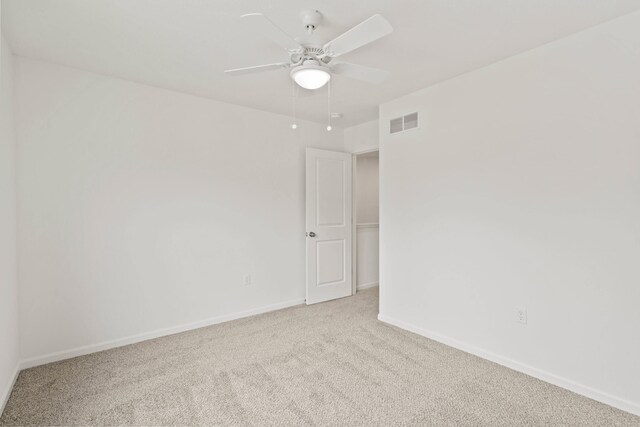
[351,148,380,295]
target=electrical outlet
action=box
[515,306,527,324]
[243,274,252,286]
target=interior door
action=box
[306,148,353,305]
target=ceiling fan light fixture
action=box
[291,61,331,90]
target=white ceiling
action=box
[3,0,640,127]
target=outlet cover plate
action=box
[515,306,527,324]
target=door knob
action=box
[308,232,316,237]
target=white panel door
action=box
[306,148,353,305]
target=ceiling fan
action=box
[224,10,393,90]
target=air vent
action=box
[389,112,419,134]
[390,117,403,134]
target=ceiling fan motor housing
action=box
[290,46,331,66]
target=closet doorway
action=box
[352,150,379,293]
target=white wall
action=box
[344,119,378,154]
[356,226,379,289]
[356,155,379,225]
[15,57,344,362]
[347,120,380,290]
[356,154,379,289]
[0,1,20,411]
[379,11,640,415]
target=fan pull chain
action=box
[291,79,298,130]
[326,80,332,131]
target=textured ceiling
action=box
[3,0,640,127]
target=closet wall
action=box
[355,153,379,289]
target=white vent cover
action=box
[390,112,418,134]
[390,117,403,134]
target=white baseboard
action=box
[378,314,640,417]
[1,363,20,415]
[357,281,379,290]
[20,298,305,370]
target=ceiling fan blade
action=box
[241,13,303,52]
[225,62,290,76]
[323,14,393,58]
[331,62,390,84]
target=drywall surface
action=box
[355,154,379,289]
[0,12,20,411]
[344,119,378,153]
[379,11,640,414]
[15,57,344,361]
[356,226,379,289]
[356,155,379,225]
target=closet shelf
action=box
[356,222,379,229]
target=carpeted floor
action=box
[1,288,638,426]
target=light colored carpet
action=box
[1,288,638,426]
